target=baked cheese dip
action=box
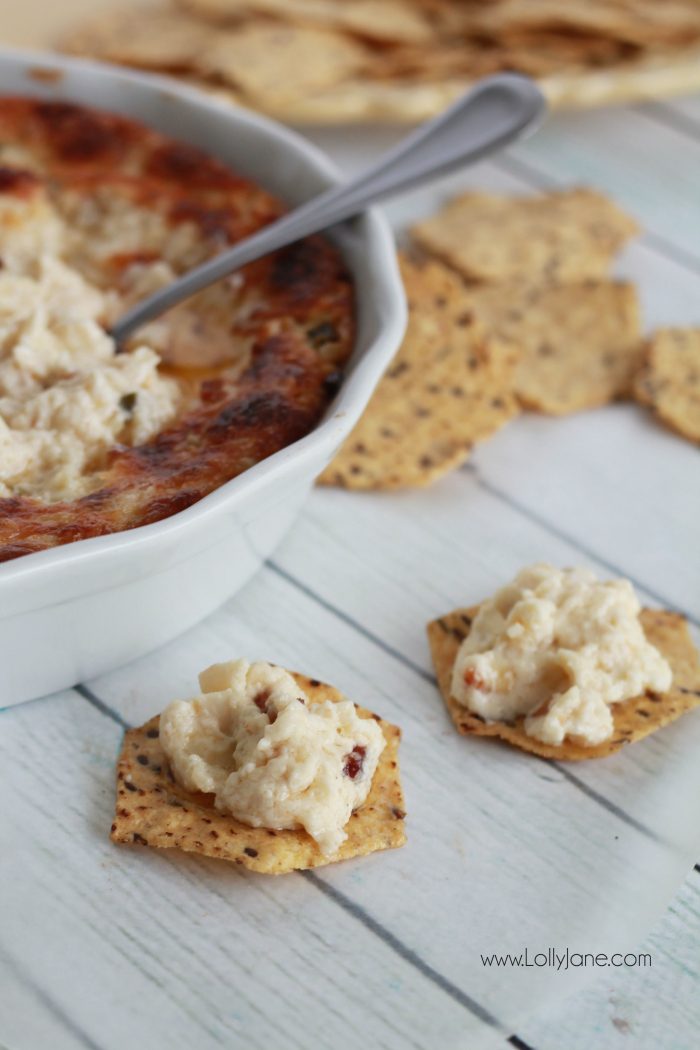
[0,250,179,502]
[451,564,672,747]
[0,99,353,561]
[160,659,385,854]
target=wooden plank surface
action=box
[0,4,699,1045]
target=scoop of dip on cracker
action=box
[428,564,700,761]
[111,661,405,873]
[160,659,386,855]
[450,564,672,747]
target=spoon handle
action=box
[112,73,545,343]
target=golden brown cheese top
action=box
[0,99,354,562]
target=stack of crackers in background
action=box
[63,0,700,121]
[320,187,700,491]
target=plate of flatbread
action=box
[63,0,700,123]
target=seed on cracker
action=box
[427,606,700,761]
[411,189,639,285]
[111,672,405,875]
[317,254,519,491]
[634,327,700,444]
[462,280,642,415]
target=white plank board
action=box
[521,866,700,1049]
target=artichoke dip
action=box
[451,564,673,746]
[0,190,178,502]
[160,659,385,854]
[0,98,353,561]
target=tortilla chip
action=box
[461,280,642,415]
[200,22,367,101]
[62,8,213,72]
[411,190,639,285]
[178,0,434,44]
[427,605,700,761]
[634,327,700,444]
[317,254,519,490]
[111,673,406,874]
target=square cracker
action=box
[634,327,700,444]
[111,672,406,874]
[317,254,519,490]
[427,605,700,761]
[411,189,638,285]
[462,280,642,415]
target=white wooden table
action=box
[2,93,700,1050]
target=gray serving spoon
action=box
[111,73,546,344]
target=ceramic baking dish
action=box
[0,48,406,707]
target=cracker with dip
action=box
[111,660,406,873]
[427,565,700,761]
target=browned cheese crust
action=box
[0,99,354,561]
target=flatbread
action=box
[411,190,639,285]
[427,605,700,761]
[255,76,473,123]
[111,673,406,874]
[200,22,368,101]
[477,0,700,48]
[60,6,700,124]
[494,31,637,77]
[178,0,435,44]
[461,280,642,415]
[60,0,700,123]
[634,328,700,444]
[317,254,519,490]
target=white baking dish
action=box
[0,48,406,707]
